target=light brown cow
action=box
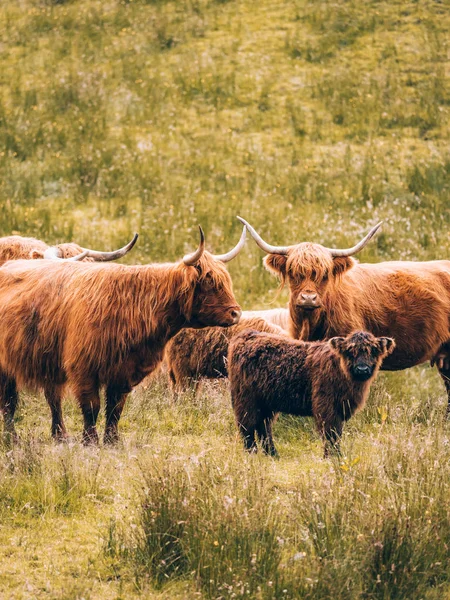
[0,234,138,265]
[239,216,450,413]
[0,227,245,444]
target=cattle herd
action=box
[0,217,449,456]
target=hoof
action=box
[103,431,120,446]
[53,431,70,444]
[82,429,99,446]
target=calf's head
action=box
[330,331,395,382]
[237,217,381,334]
[176,226,245,328]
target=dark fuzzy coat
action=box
[228,329,394,456]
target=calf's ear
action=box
[330,337,346,353]
[30,249,44,259]
[264,254,287,279]
[378,337,396,355]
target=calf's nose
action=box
[301,293,317,301]
[355,365,371,375]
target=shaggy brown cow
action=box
[229,330,395,456]
[0,227,245,444]
[166,315,287,393]
[238,217,450,413]
[0,233,138,265]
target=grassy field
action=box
[0,0,450,597]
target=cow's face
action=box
[187,253,241,328]
[264,244,354,323]
[238,217,381,337]
[330,331,395,381]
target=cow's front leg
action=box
[316,415,343,458]
[73,381,101,445]
[104,385,129,445]
[44,384,68,441]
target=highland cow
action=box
[239,217,450,413]
[0,233,138,265]
[166,316,287,393]
[229,329,395,456]
[0,227,245,444]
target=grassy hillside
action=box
[0,0,450,598]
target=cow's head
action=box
[238,217,381,337]
[330,331,395,382]
[175,226,245,328]
[30,234,138,263]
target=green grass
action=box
[0,0,450,597]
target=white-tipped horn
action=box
[44,247,89,261]
[81,233,139,262]
[183,226,206,266]
[325,222,383,257]
[236,217,291,255]
[214,225,247,263]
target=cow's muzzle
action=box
[297,293,321,311]
[219,307,242,326]
[351,364,374,381]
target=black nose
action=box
[355,365,371,375]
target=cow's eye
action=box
[203,274,215,289]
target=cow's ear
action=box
[378,337,396,355]
[332,257,354,276]
[264,254,287,278]
[30,249,44,259]
[330,337,346,353]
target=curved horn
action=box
[81,233,139,262]
[236,217,291,255]
[325,222,383,257]
[43,247,90,261]
[213,225,246,263]
[183,226,205,266]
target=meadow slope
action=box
[0,0,450,598]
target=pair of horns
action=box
[44,233,139,262]
[183,226,247,266]
[237,217,382,257]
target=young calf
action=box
[228,330,395,456]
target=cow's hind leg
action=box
[44,384,68,442]
[432,348,450,417]
[256,415,278,458]
[104,385,129,445]
[73,381,101,445]
[0,372,19,443]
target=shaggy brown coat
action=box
[229,330,395,456]
[264,247,450,411]
[166,316,287,392]
[0,235,94,264]
[0,252,241,444]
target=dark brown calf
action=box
[228,330,395,456]
[166,317,287,393]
